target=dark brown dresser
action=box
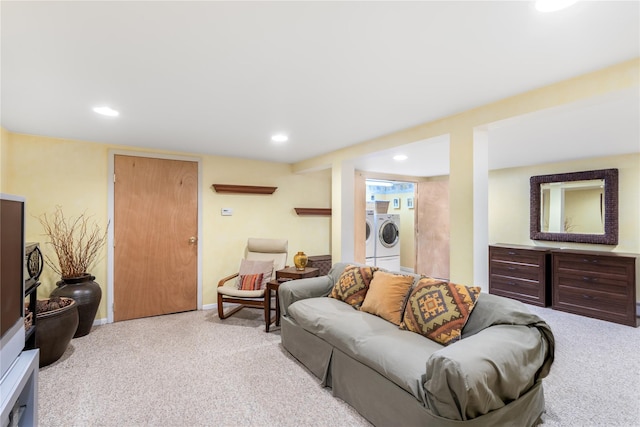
[552,249,639,327]
[489,244,551,307]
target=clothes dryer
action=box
[374,214,400,270]
[365,210,375,261]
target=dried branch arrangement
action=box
[38,207,108,278]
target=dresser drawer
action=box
[554,271,630,296]
[554,284,633,324]
[490,261,542,282]
[490,246,545,266]
[554,252,633,277]
[490,275,541,299]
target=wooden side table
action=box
[276,266,320,280]
[265,267,319,332]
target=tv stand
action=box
[0,349,38,427]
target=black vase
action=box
[51,274,102,338]
[36,298,79,367]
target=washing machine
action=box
[365,210,375,262]
[374,214,400,271]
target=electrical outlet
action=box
[221,208,233,216]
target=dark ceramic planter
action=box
[36,297,79,367]
[51,274,102,338]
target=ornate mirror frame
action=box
[530,168,618,245]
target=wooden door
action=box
[114,155,198,321]
[415,179,450,279]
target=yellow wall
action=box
[489,153,640,254]
[3,132,331,320]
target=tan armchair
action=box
[217,238,288,323]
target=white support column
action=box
[332,160,356,263]
[473,127,489,290]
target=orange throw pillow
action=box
[360,270,414,325]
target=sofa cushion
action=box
[329,264,378,309]
[360,270,414,325]
[288,297,442,404]
[401,278,481,346]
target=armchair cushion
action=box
[217,286,265,298]
[401,278,481,346]
[235,259,273,290]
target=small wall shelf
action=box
[212,184,277,195]
[294,208,332,216]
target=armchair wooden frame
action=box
[216,273,275,325]
[215,237,288,328]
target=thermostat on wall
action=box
[221,208,233,216]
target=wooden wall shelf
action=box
[294,208,332,216]
[212,184,277,195]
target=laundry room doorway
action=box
[365,179,415,272]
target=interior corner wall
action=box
[4,132,332,321]
[488,152,640,256]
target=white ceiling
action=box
[2,1,639,176]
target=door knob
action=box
[189,236,197,244]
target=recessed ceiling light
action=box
[93,106,119,117]
[271,134,288,143]
[535,0,579,13]
[393,154,408,161]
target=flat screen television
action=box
[0,194,26,381]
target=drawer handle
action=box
[582,277,598,283]
[581,258,599,264]
[582,294,596,300]
[507,251,516,255]
[507,266,517,271]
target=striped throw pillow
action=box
[239,273,265,291]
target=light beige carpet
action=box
[38,304,640,426]
[38,309,370,427]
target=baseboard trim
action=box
[93,304,219,326]
[636,302,640,317]
[93,317,108,326]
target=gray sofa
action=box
[278,263,555,427]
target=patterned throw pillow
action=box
[235,259,273,290]
[238,273,264,291]
[329,264,378,309]
[360,270,414,325]
[401,277,481,345]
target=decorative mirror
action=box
[530,168,618,245]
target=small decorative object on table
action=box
[293,251,309,270]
